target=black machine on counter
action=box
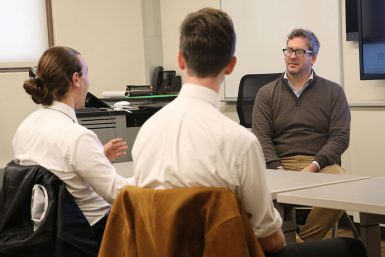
[126,66,181,96]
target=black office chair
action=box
[0,161,99,257]
[236,73,282,128]
[151,66,164,92]
[266,237,367,257]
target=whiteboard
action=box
[221,0,342,100]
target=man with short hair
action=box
[252,28,351,241]
[132,7,285,253]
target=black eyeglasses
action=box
[282,48,312,57]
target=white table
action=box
[277,176,385,257]
[111,163,370,244]
[112,165,369,193]
[265,169,368,242]
[265,169,368,200]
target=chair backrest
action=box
[99,186,264,257]
[236,73,282,128]
[151,66,164,92]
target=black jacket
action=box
[0,161,99,257]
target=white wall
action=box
[0,0,146,166]
[52,0,146,94]
[142,0,164,84]
[0,73,37,166]
[342,107,385,177]
[160,0,220,73]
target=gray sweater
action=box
[252,73,351,170]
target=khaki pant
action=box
[281,155,344,241]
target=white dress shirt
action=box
[132,84,282,238]
[13,101,130,225]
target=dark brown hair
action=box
[287,28,320,56]
[179,7,236,77]
[23,46,82,106]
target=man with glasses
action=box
[252,28,351,241]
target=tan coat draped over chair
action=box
[99,186,265,257]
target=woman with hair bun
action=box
[13,46,131,242]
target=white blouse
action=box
[13,101,131,225]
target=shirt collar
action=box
[178,83,220,109]
[283,71,314,97]
[44,101,78,123]
[283,70,314,82]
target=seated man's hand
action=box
[301,162,319,173]
[104,138,128,161]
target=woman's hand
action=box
[104,138,128,161]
